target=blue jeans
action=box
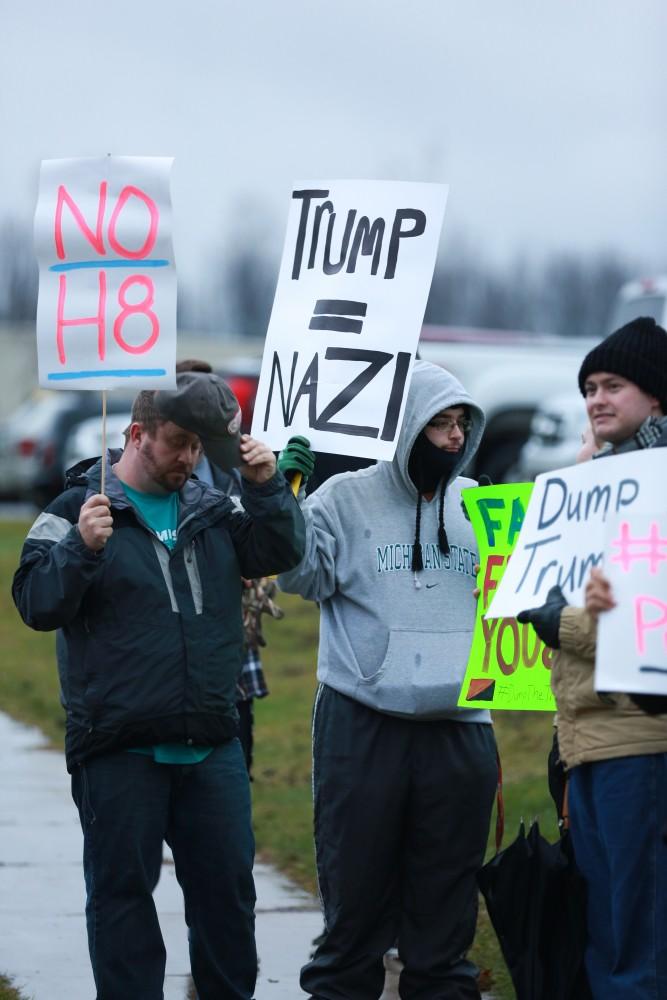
[71,741,256,1000]
[568,753,667,1000]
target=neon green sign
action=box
[458,483,556,712]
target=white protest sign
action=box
[34,156,176,390]
[486,449,667,618]
[596,511,667,695]
[251,180,448,460]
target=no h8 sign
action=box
[34,156,177,390]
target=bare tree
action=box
[426,242,636,338]
[536,253,634,339]
[0,216,38,322]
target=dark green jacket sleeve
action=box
[12,488,104,631]
[226,471,306,579]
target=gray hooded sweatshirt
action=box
[279,360,491,723]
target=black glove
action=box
[277,435,315,485]
[517,585,567,649]
[629,693,667,715]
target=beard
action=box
[141,440,190,493]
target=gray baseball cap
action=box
[153,372,242,470]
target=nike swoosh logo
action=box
[425,583,439,589]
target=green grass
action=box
[1,522,559,999]
[0,523,61,743]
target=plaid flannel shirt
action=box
[236,646,269,702]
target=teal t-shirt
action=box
[122,482,179,550]
[121,481,212,765]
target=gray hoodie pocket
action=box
[357,626,473,716]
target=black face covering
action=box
[408,431,463,493]
[408,431,465,576]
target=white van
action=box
[607,275,667,333]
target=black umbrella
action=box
[478,820,591,1000]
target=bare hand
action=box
[585,567,616,619]
[239,435,277,485]
[78,494,113,551]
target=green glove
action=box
[277,435,315,484]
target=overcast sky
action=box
[2,1,665,297]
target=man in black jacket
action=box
[12,373,305,1000]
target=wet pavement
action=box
[0,712,402,999]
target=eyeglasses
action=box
[427,416,472,434]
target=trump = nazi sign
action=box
[251,180,448,461]
[34,156,176,390]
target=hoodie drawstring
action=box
[411,490,424,578]
[412,481,450,589]
[437,483,450,556]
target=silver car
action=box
[63,413,131,475]
[0,389,134,503]
[0,390,80,499]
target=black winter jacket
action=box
[12,451,305,770]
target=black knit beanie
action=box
[578,316,667,411]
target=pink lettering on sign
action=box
[113,276,159,354]
[610,521,667,575]
[634,596,667,655]
[53,183,159,260]
[55,182,107,260]
[56,271,107,363]
[46,170,170,377]
[107,186,159,259]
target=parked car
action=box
[0,391,78,501]
[0,389,136,505]
[62,412,131,474]
[606,275,667,333]
[515,392,589,480]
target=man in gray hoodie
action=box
[278,360,497,1000]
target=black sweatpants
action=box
[301,685,497,1000]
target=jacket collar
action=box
[66,449,225,527]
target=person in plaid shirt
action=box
[235,575,284,774]
[177,359,283,776]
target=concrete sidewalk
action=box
[1,711,495,999]
[0,712,339,999]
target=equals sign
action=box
[309,299,367,334]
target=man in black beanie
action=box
[519,316,667,1000]
[577,314,667,449]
